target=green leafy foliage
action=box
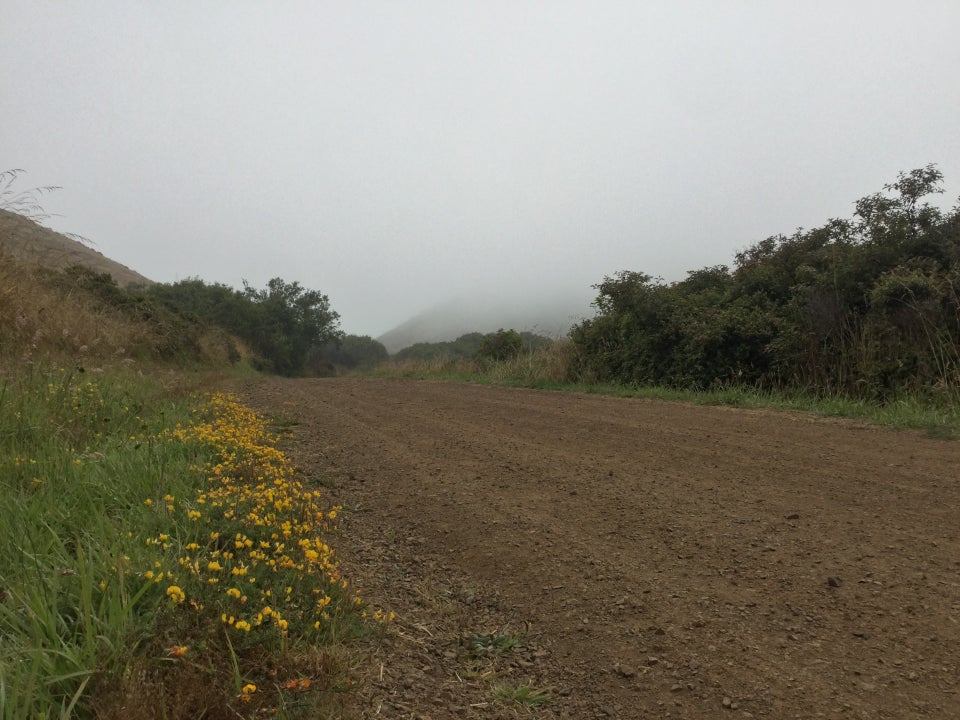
[51,266,204,360]
[392,332,486,362]
[476,329,524,362]
[311,334,389,373]
[572,166,960,401]
[149,277,342,376]
[393,331,552,363]
[241,278,341,376]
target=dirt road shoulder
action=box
[232,377,960,719]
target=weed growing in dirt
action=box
[268,412,302,435]
[490,683,550,706]
[463,630,522,657]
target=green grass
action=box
[0,364,202,718]
[490,683,550,706]
[514,381,960,434]
[367,355,960,435]
[605,384,957,434]
[0,363,374,719]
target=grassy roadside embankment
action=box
[368,343,960,438]
[0,365,384,719]
[1,249,387,719]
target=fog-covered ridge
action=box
[377,288,593,354]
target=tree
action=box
[148,277,342,376]
[571,166,960,400]
[476,329,524,362]
[313,334,388,371]
[242,278,341,376]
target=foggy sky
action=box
[2,1,959,337]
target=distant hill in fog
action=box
[377,290,594,354]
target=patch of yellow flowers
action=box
[144,393,390,646]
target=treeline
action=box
[571,166,960,401]
[311,333,388,371]
[393,330,553,362]
[148,277,343,375]
[147,277,397,375]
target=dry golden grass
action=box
[484,339,581,384]
[1,253,141,365]
[0,208,151,288]
[0,252,253,371]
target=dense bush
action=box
[149,277,341,376]
[392,332,485,362]
[312,334,389,372]
[476,329,524,362]
[393,331,552,362]
[52,265,204,360]
[572,166,960,401]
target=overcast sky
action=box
[3,1,959,337]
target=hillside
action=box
[376,290,593,354]
[0,211,251,368]
[0,209,152,288]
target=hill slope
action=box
[377,290,593,353]
[0,209,151,288]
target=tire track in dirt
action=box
[232,377,960,719]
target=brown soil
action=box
[230,377,960,719]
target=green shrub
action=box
[571,165,960,402]
[476,329,524,362]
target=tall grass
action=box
[0,365,200,718]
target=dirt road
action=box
[232,377,960,719]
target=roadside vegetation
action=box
[572,166,960,404]
[372,167,960,434]
[1,202,383,718]
[0,365,379,718]
[392,329,551,364]
[146,279,391,377]
[146,277,342,377]
[370,341,960,435]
